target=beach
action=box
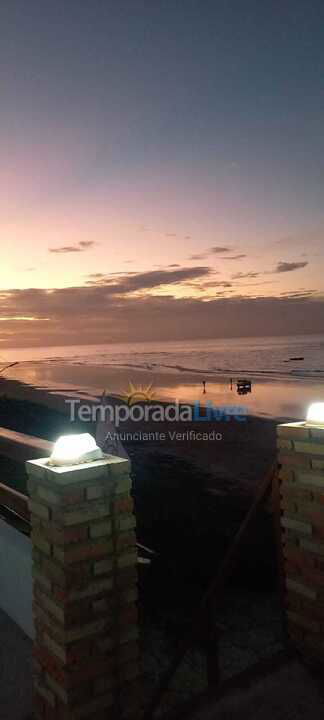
[1,333,323,419]
[0,369,279,600]
[0,362,294,574]
[0,374,284,708]
[0,344,321,700]
[1,336,324,579]
[2,357,323,419]
[1,341,323,500]
[0,368,278,491]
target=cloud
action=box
[198,280,232,289]
[232,261,308,280]
[190,247,245,260]
[112,266,211,293]
[49,245,83,254]
[274,261,308,273]
[86,266,211,293]
[49,241,96,254]
[79,241,95,249]
[220,254,246,260]
[209,246,232,254]
[234,279,278,288]
[279,289,315,298]
[232,272,260,280]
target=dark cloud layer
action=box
[0,280,322,348]
[0,263,316,348]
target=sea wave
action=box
[16,357,324,381]
[2,335,324,382]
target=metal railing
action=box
[0,427,52,529]
[143,461,285,718]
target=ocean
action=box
[1,334,324,380]
[1,335,324,420]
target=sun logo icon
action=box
[122,381,155,406]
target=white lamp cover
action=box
[306,403,324,427]
[49,433,103,466]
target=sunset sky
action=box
[1,1,324,347]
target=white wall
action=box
[0,520,34,639]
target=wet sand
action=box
[2,359,323,421]
[0,372,278,586]
[0,371,287,623]
[0,360,320,504]
[0,369,277,505]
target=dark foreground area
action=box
[0,394,282,710]
[0,393,278,586]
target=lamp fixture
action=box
[49,433,103,466]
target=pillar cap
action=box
[26,453,130,485]
[278,420,324,431]
[277,421,306,428]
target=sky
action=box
[1,0,324,347]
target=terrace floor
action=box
[0,609,32,720]
[2,607,324,720]
[191,658,324,720]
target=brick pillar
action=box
[277,420,324,666]
[26,453,141,719]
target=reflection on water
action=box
[2,360,324,421]
[162,379,313,420]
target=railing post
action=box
[26,453,141,719]
[277,421,324,667]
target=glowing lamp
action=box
[306,403,324,427]
[49,433,103,466]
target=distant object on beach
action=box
[236,378,252,395]
[284,357,305,362]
